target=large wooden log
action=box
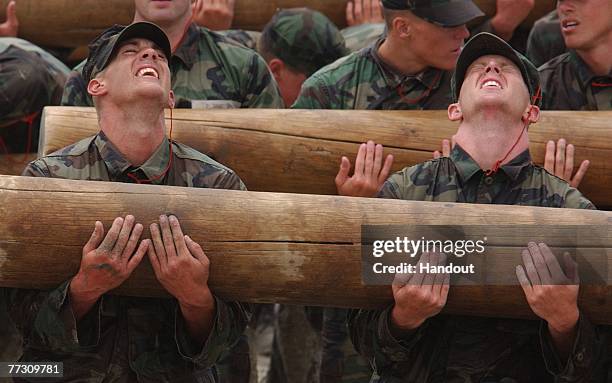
[0,0,555,49]
[40,107,612,208]
[1,175,611,322]
[0,153,36,176]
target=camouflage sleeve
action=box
[22,160,51,177]
[218,30,261,50]
[5,281,98,352]
[291,74,332,109]
[348,306,433,375]
[539,312,607,381]
[240,52,284,108]
[175,297,252,366]
[562,187,597,210]
[341,23,385,52]
[213,171,247,191]
[60,62,94,107]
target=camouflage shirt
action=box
[349,145,603,383]
[7,132,251,382]
[292,38,453,110]
[539,50,612,111]
[341,23,386,53]
[61,23,283,109]
[526,10,566,69]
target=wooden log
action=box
[1,175,611,322]
[0,153,36,176]
[40,107,612,209]
[0,0,555,49]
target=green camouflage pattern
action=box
[348,145,601,382]
[5,132,251,382]
[221,30,261,51]
[0,38,69,125]
[526,10,566,68]
[539,50,612,111]
[61,23,283,109]
[291,39,453,110]
[258,8,349,77]
[341,23,386,53]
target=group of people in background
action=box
[0,0,611,382]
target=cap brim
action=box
[102,22,172,70]
[453,32,530,100]
[413,0,484,27]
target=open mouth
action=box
[480,79,502,89]
[561,19,579,32]
[136,67,159,79]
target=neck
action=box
[454,109,529,171]
[99,102,167,166]
[576,34,612,75]
[378,36,428,75]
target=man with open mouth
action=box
[5,22,251,383]
[539,0,611,110]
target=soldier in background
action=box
[6,22,251,382]
[0,0,69,154]
[526,10,566,68]
[339,32,604,382]
[61,0,282,109]
[538,0,611,110]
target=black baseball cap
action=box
[381,0,484,27]
[83,22,172,84]
[452,32,542,106]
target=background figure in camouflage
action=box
[538,0,611,110]
[0,37,69,153]
[526,10,566,68]
[61,0,282,109]
[5,22,251,382]
[336,32,604,382]
[221,8,350,107]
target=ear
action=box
[522,104,540,125]
[394,17,412,38]
[267,58,284,83]
[87,78,107,98]
[168,90,176,109]
[447,103,463,122]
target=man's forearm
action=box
[179,290,216,347]
[69,277,102,321]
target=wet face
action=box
[458,55,530,117]
[133,0,193,26]
[404,16,470,71]
[91,38,173,108]
[558,0,612,50]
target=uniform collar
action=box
[450,144,532,183]
[369,38,445,91]
[172,23,200,70]
[568,50,612,89]
[95,131,171,184]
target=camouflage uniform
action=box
[291,38,454,110]
[341,23,386,53]
[526,10,566,68]
[3,131,251,382]
[61,23,283,109]
[539,51,612,110]
[0,38,69,152]
[348,145,603,383]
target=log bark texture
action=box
[40,107,612,208]
[1,175,611,322]
[0,0,555,48]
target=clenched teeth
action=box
[136,67,159,78]
[482,80,501,89]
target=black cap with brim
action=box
[382,0,484,27]
[452,32,542,106]
[83,22,172,85]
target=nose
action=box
[485,62,501,75]
[557,0,574,15]
[140,47,160,61]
